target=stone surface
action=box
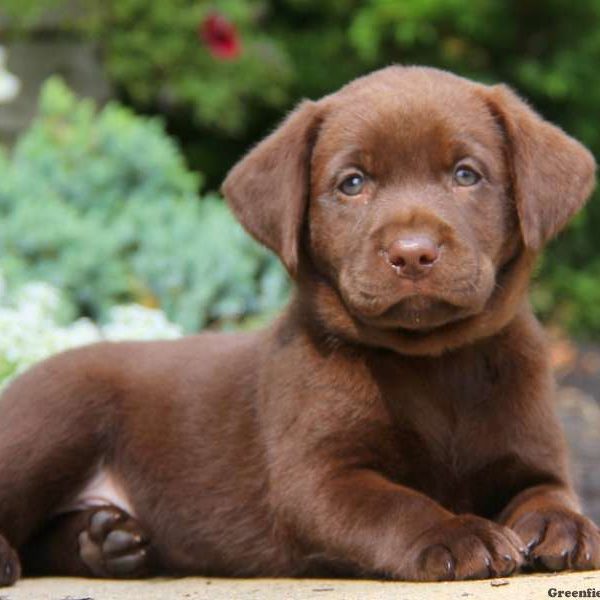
[2,572,599,600]
[555,340,600,524]
[557,385,600,522]
[0,40,110,145]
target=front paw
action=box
[511,509,600,572]
[400,515,525,581]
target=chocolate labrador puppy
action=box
[0,66,598,585]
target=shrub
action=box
[0,78,290,331]
[1,0,293,136]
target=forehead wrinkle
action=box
[311,143,366,187]
[315,107,437,177]
[447,132,501,160]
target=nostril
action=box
[419,251,436,266]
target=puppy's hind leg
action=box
[0,344,121,584]
[21,506,152,578]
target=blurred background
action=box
[0,0,600,519]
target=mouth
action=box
[353,294,473,332]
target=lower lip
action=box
[367,297,465,331]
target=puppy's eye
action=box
[453,165,481,187]
[338,173,365,196]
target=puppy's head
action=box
[223,66,596,355]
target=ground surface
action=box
[1,572,598,600]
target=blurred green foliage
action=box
[2,0,293,137]
[2,0,600,335]
[0,79,289,331]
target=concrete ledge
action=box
[2,572,599,600]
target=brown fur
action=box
[0,66,598,584]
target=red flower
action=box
[199,13,241,60]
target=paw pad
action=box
[79,506,150,578]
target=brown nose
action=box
[385,235,440,278]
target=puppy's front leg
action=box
[282,466,525,580]
[265,341,525,581]
[499,483,600,572]
[487,320,600,574]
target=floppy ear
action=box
[485,84,596,251]
[221,100,324,276]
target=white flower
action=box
[0,273,182,386]
[102,304,183,341]
[15,282,63,321]
[0,46,20,104]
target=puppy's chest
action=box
[387,395,483,473]
[377,364,504,513]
